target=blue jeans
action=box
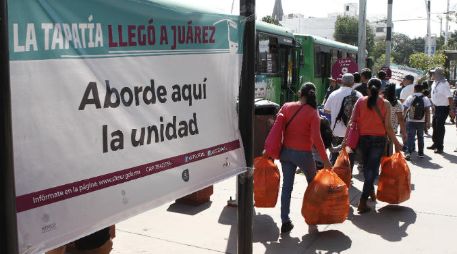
[358,136,386,200]
[279,148,316,223]
[407,121,425,154]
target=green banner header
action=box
[8,0,244,60]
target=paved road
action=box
[111,123,457,254]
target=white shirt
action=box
[403,92,432,122]
[400,84,414,101]
[324,86,362,137]
[431,79,452,106]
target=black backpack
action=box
[409,95,425,120]
[334,90,358,129]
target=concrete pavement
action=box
[111,123,457,254]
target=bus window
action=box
[256,33,279,74]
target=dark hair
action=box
[299,82,317,109]
[414,84,424,92]
[377,70,387,80]
[384,82,398,106]
[353,72,361,83]
[367,78,382,109]
[361,68,372,81]
[422,81,429,90]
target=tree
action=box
[261,15,281,26]
[409,52,446,72]
[371,39,386,60]
[391,33,414,65]
[411,37,425,53]
[373,54,395,74]
[333,15,375,52]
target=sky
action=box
[190,0,457,39]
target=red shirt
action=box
[278,102,328,161]
[354,97,387,136]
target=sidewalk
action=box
[111,123,457,254]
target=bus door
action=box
[278,36,296,104]
[314,45,332,103]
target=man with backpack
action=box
[403,84,432,160]
[324,73,362,165]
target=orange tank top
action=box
[356,97,387,136]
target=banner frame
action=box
[0,0,20,253]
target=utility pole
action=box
[385,0,393,67]
[445,0,450,45]
[426,0,432,56]
[358,0,367,70]
[238,0,254,253]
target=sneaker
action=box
[418,152,424,158]
[281,221,294,234]
[405,153,411,161]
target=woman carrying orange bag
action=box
[344,78,403,214]
[275,83,331,234]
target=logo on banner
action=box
[182,169,190,182]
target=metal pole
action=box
[0,0,19,253]
[445,0,450,45]
[385,0,393,67]
[238,0,254,253]
[426,0,432,55]
[357,0,367,70]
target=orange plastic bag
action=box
[253,155,280,208]
[333,148,352,188]
[377,152,411,204]
[302,169,349,225]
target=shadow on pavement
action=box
[349,205,417,242]
[218,206,237,254]
[166,201,212,215]
[409,154,442,170]
[298,230,352,254]
[441,152,457,164]
[262,234,301,253]
[218,206,281,253]
[253,213,280,243]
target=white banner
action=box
[8,1,246,253]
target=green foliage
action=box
[334,15,375,52]
[409,52,446,71]
[391,33,414,65]
[373,54,395,74]
[261,16,281,26]
[372,33,428,68]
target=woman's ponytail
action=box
[299,82,317,109]
[367,78,382,109]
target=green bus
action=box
[255,22,364,105]
[255,21,300,105]
[295,34,359,103]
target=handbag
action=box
[264,104,305,159]
[345,121,359,150]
